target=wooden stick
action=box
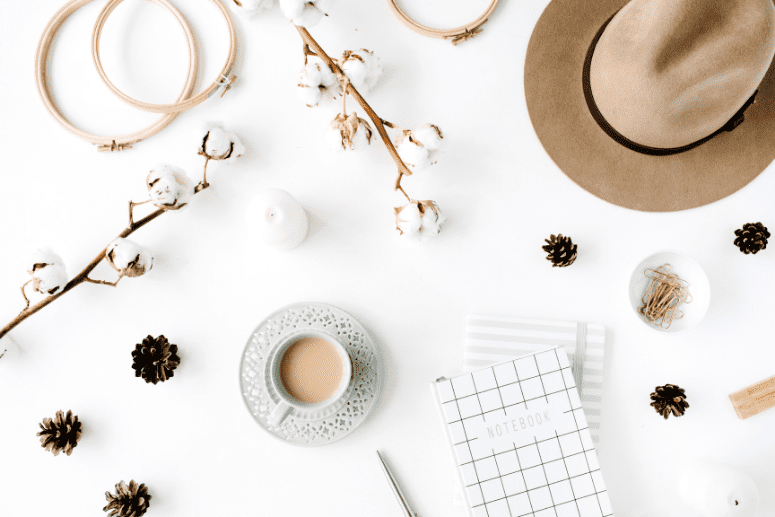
[729,375,775,420]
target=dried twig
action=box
[0,179,210,341]
[296,27,414,195]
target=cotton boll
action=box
[32,265,67,295]
[227,134,246,165]
[291,4,324,27]
[342,59,368,90]
[395,200,445,241]
[327,124,347,152]
[106,238,154,278]
[318,63,342,100]
[280,0,323,27]
[395,124,444,170]
[359,52,383,91]
[196,123,245,164]
[297,84,323,107]
[28,249,68,296]
[318,62,339,90]
[203,127,233,159]
[329,112,373,151]
[412,124,444,151]
[341,50,382,92]
[233,0,275,16]
[30,248,64,269]
[350,123,372,150]
[298,60,340,106]
[147,164,194,211]
[397,141,432,170]
[299,62,324,88]
[149,176,190,209]
[394,203,423,236]
[297,61,326,107]
[34,266,67,290]
[194,121,220,155]
[27,248,67,295]
[106,239,140,270]
[279,0,305,18]
[418,204,446,241]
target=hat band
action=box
[582,13,758,156]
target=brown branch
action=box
[396,184,412,202]
[20,280,32,311]
[83,275,122,287]
[0,184,210,341]
[302,43,318,65]
[195,159,211,193]
[341,77,349,116]
[295,26,414,193]
[129,199,151,227]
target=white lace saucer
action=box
[239,303,383,446]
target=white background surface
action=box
[1,0,774,516]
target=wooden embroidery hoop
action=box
[387,0,500,45]
[35,0,198,152]
[93,0,238,114]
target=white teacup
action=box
[265,330,353,427]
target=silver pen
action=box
[376,450,417,517]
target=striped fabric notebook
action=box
[464,315,606,444]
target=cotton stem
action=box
[396,183,411,202]
[20,280,32,311]
[196,159,211,193]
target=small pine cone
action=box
[650,384,689,419]
[734,222,769,254]
[37,409,82,456]
[132,335,180,385]
[103,480,151,517]
[542,234,578,267]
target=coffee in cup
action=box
[267,331,353,427]
[280,336,344,404]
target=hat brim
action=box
[525,0,775,212]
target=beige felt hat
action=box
[525,0,775,212]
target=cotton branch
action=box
[0,185,209,341]
[296,26,413,199]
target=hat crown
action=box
[590,0,775,148]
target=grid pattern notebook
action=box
[464,315,606,444]
[433,347,614,517]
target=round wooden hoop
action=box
[35,0,198,152]
[93,0,238,114]
[387,0,501,45]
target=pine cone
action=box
[542,234,578,267]
[734,222,770,254]
[132,335,180,385]
[103,480,151,517]
[37,409,82,456]
[650,384,689,419]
